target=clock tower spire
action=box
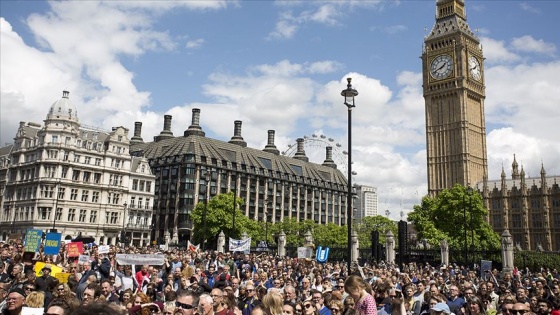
[422,0,488,195]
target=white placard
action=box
[98,245,110,254]
[116,254,165,266]
[78,254,90,265]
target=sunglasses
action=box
[304,304,313,309]
[295,310,303,313]
[175,301,194,309]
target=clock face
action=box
[468,55,481,81]
[430,55,453,80]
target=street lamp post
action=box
[463,191,467,265]
[341,77,358,264]
[232,172,237,240]
[468,186,474,267]
[122,202,127,248]
[202,168,211,251]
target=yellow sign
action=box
[34,262,63,277]
[54,272,71,284]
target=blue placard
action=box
[24,229,43,253]
[44,233,62,255]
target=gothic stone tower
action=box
[422,0,488,196]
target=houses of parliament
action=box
[423,0,560,251]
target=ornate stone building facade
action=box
[479,156,560,251]
[129,109,349,244]
[422,0,488,196]
[0,91,154,245]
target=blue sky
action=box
[1,0,559,220]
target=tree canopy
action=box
[407,184,500,250]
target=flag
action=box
[229,237,251,252]
[188,240,199,252]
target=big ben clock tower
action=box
[422,0,488,196]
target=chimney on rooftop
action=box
[322,146,337,169]
[130,122,144,145]
[228,120,247,147]
[293,138,308,162]
[184,108,206,137]
[155,115,174,142]
[263,130,280,155]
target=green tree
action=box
[313,223,347,246]
[355,215,398,247]
[191,192,257,246]
[408,184,500,249]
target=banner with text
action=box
[98,245,110,254]
[44,233,62,255]
[115,254,165,266]
[66,242,84,257]
[229,237,251,252]
[24,229,42,253]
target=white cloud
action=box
[481,37,521,64]
[510,35,556,55]
[519,3,541,14]
[186,38,205,49]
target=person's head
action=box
[100,279,113,297]
[303,298,317,315]
[82,283,100,306]
[42,264,52,276]
[463,287,475,299]
[198,294,214,315]
[283,302,295,315]
[163,301,176,315]
[6,290,26,313]
[416,282,425,293]
[344,275,367,302]
[466,296,484,315]
[302,277,311,288]
[448,285,459,298]
[284,285,296,302]
[430,302,451,315]
[176,290,199,315]
[210,288,223,309]
[343,296,355,310]
[511,302,530,315]
[25,290,45,308]
[536,299,551,314]
[45,298,75,315]
[246,284,256,299]
[328,300,343,315]
[24,283,36,295]
[262,292,284,315]
[294,303,303,315]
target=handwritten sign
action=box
[66,242,83,257]
[98,245,110,254]
[115,254,165,266]
[44,233,62,255]
[24,229,42,253]
[54,272,71,284]
[297,247,313,259]
[78,254,90,265]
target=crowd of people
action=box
[0,241,559,315]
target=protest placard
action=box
[66,242,83,257]
[115,254,165,266]
[54,272,71,284]
[44,233,62,255]
[78,254,90,265]
[98,245,110,254]
[24,229,42,253]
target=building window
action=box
[532,213,543,228]
[63,151,69,161]
[72,170,80,181]
[81,190,89,202]
[55,208,63,221]
[90,210,97,223]
[48,150,58,159]
[39,207,51,220]
[68,209,76,222]
[92,191,100,203]
[74,155,81,163]
[57,188,65,200]
[145,198,150,210]
[138,197,143,209]
[110,212,118,224]
[139,180,145,191]
[79,209,87,222]
[52,135,58,143]
[83,171,91,182]
[70,189,78,201]
[130,197,136,208]
[84,157,91,164]
[511,214,522,228]
[95,158,102,166]
[94,173,101,184]
[132,179,138,190]
[61,167,68,178]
